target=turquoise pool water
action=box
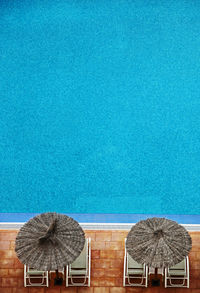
[1,0,200,214]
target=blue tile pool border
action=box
[1,213,200,224]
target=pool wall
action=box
[1,213,200,230]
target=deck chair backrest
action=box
[169,259,186,271]
[70,239,88,269]
[128,254,143,269]
[27,266,45,274]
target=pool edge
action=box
[1,222,200,231]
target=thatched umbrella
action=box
[126,217,192,285]
[15,212,85,284]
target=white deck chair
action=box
[164,256,189,288]
[123,239,148,287]
[24,265,49,287]
[66,238,91,287]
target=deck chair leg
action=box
[47,273,49,287]
[88,238,91,287]
[145,266,148,287]
[66,266,69,287]
[164,268,167,288]
[24,265,27,287]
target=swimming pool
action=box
[1,0,200,216]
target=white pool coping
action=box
[1,222,200,231]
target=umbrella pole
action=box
[151,267,160,287]
[155,267,158,276]
[54,269,63,286]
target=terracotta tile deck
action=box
[0,230,200,292]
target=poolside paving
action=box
[0,230,200,292]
